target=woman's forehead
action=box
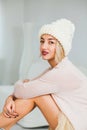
[41,34,57,40]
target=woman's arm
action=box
[13,68,60,99]
[13,65,79,99]
[13,79,58,99]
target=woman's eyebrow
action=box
[40,37,44,40]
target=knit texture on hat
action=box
[39,19,75,56]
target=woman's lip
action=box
[42,51,49,55]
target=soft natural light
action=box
[0,1,3,58]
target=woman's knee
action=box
[34,95,51,104]
[14,98,35,115]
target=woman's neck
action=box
[48,59,58,68]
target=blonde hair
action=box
[55,41,65,63]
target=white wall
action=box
[0,1,4,58]
[0,0,87,84]
[0,0,24,84]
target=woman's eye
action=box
[49,41,54,44]
[40,40,44,44]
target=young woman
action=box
[0,19,87,130]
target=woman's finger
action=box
[5,107,19,117]
[23,79,29,83]
[3,110,18,118]
[3,111,11,118]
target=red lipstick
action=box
[42,51,49,56]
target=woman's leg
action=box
[0,98,35,130]
[34,95,60,130]
[0,95,60,130]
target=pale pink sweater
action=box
[13,57,87,130]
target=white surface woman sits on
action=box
[0,19,87,130]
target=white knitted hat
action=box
[39,18,75,56]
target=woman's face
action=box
[40,34,57,61]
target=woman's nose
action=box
[42,42,48,49]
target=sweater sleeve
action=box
[13,62,80,99]
[13,67,61,99]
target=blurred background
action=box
[0,0,87,85]
[0,0,87,129]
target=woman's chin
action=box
[42,58,48,60]
[42,56,49,60]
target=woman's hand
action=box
[3,95,19,118]
[23,79,30,83]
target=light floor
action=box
[7,124,48,130]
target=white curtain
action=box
[19,22,35,79]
